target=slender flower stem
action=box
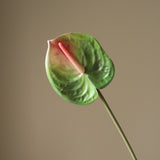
[97,89,137,160]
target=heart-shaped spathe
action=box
[45,33,115,105]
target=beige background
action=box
[1,0,160,160]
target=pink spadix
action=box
[58,42,85,74]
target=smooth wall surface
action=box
[1,0,160,160]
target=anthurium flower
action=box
[45,33,115,105]
[45,33,137,160]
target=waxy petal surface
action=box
[45,33,114,105]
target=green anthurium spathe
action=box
[45,33,115,105]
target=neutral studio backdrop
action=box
[1,0,160,160]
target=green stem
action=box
[97,89,137,160]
